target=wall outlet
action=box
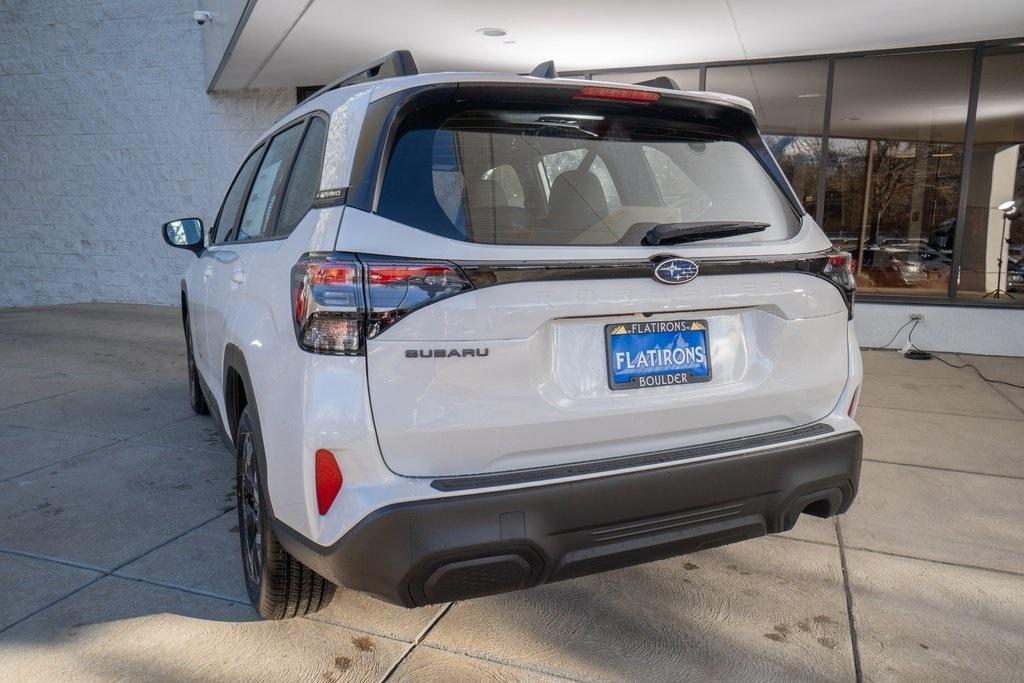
[909,313,923,321]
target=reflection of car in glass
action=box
[1008,255,1024,293]
[928,218,956,255]
[882,240,951,281]
[860,242,949,287]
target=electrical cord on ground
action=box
[877,318,915,349]
[902,318,1024,390]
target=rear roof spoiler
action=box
[308,50,419,100]
[634,75,680,90]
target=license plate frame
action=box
[604,319,712,390]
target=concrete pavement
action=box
[1,304,1022,681]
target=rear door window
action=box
[378,103,799,246]
[234,123,303,241]
[275,117,328,237]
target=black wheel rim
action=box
[240,432,263,587]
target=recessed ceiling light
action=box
[796,93,822,99]
[476,28,507,37]
[842,116,861,121]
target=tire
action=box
[236,405,336,619]
[184,317,210,416]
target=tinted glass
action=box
[378,104,800,246]
[212,148,262,244]
[824,50,972,296]
[707,61,827,215]
[956,47,1024,304]
[235,123,303,241]
[276,117,328,237]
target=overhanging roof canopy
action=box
[204,0,1024,92]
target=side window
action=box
[234,123,303,242]
[276,117,328,237]
[211,147,263,244]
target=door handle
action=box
[231,269,245,287]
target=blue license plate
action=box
[605,319,712,390]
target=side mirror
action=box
[162,218,204,256]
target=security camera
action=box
[194,10,211,25]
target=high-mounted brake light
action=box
[315,449,342,515]
[290,253,473,355]
[573,86,661,104]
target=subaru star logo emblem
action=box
[653,258,699,284]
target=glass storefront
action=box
[958,47,1024,300]
[587,42,1024,305]
[825,50,972,297]
[706,61,827,217]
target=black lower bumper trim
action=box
[275,429,861,607]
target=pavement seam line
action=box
[835,518,864,683]
[0,546,107,573]
[840,543,1024,578]
[856,401,1023,422]
[0,573,107,637]
[0,413,220,484]
[863,457,1024,481]
[418,642,587,683]
[110,573,250,607]
[774,525,1024,577]
[0,508,235,636]
[380,601,453,682]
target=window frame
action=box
[273,112,330,238]
[209,143,265,246]
[213,110,330,247]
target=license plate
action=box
[605,319,712,390]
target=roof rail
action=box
[634,76,680,90]
[307,50,419,100]
[528,60,558,79]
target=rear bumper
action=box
[275,430,862,607]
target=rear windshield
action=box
[377,102,801,246]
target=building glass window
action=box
[706,61,827,215]
[957,47,1024,302]
[824,50,973,297]
[589,68,700,91]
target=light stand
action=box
[983,200,1019,299]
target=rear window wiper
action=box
[626,221,771,246]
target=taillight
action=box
[573,86,661,104]
[821,251,856,318]
[364,259,472,337]
[290,253,472,354]
[291,254,365,355]
[315,449,342,515]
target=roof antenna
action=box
[529,60,558,79]
[635,76,679,90]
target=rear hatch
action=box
[348,82,853,477]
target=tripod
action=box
[982,211,1015,299]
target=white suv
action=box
[162,52,863,620]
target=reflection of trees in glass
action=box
[168,221,186,244]
[825,139,962,246]
[765,135,821,215]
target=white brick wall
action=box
[0,0,294,307]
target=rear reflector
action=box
[573,86,661,104]
[315,449,343,515]
[847,387,860,418]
